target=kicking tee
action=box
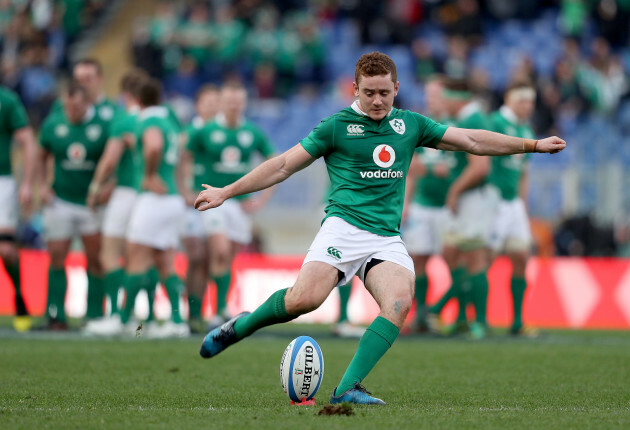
[300,101,448,236]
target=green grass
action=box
[1,325,629,429]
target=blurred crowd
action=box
[0,0,111,125]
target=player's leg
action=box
[182,236,208,331]
[332,260,414,405]
[508,249,528,333]
[45,239,72,327]
[208,232,237,325]
[411,254,430,329]
[463,246,490,335]
[120,241,154,325]
[82,232,104,320]
[100,236,126,316]
[200,261,338,358]
[154,247,186,325]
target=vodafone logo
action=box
[373,144,395,168]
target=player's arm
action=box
[195,143,315,211]
[437,127,566,155]
[402,155,424,222]
[519,165,530,212]
[142,127,167,194]
[241,153,279,214]
[87,136,127,208]
[176,147,196,205]
[445,154,489,214]
[38,146,55,204]
[13,126,37,213]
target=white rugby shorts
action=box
[180,206,205,239]
[126,193,185,250]
[303,216,414,287]
[0,176,18,230]
[43,197,103,241]
[402,203,448,255]
[102,186,137,238]
[487,197,532,253]
[443,185,499,250]
[201,199,252,244]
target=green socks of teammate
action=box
[470,271,489,325]
[213,272,231,316]
[511,277,527,330]
[120,273,149,324]
[429,267,466,314]
[414,275,428,325]
[46,267,67,322]
[5,259,28,316]
[104,269,124,315]
[336,316,399,394]
[337,283,352,323]
[86,272,104,319]
[233,288,296,339]
[162,274,184,324]
[189,293,203,320]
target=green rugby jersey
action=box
[40,107,110,205]
[451,103,491,188]
[489,106,534,201]
[135,106,180,195]
[413,146,457,207]
[300,101,448,236]
[109,108,139,189]
[0,86,29,176]
[187,114,275,197]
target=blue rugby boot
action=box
[330,383,386,405]
[200,312,250,358]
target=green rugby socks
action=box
[233,288,296,339]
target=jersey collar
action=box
[350,100,394,118]
[499,105,521,125]
[457,101,481,121]
[139,105,168,120]
[215,112,244,128]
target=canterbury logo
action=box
[327,247,342,260]
[347,124,364,135]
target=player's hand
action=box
[241,198,264,214]
[536,136,566,154]
[194,184,227,211]
[183,190,197,206]
[446,189,460,215]
[18,183,32,216]
[433,163,450,178]
[41,186,55,205]
[95,181,116,206]
[143,174,167,195]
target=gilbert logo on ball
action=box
[280,336,324,402]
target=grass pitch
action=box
[1,324,629,429]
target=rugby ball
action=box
[280,336,324,402]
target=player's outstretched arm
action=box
[437,127,566,155]
[195,143,315,211]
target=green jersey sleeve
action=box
[186,126,202,153]
[39,117,54,151]
[7,92,29,132]
[300,116,335,158]
[411,112,449,149]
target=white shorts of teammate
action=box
[303,216,414,286]
[444,185,500,250]
[101,186,137,238]
[180,207,205,239]
[487,198,532,253]
[43,197,103,241]
[402,203,448,255]
[126,193,186,250]
[201,199,252,244]
[0,176,18,230]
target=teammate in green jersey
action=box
[120,78,189,338]
[186,81,276,329]
[426,79,496,338]
[51,59,119,124]
[194,52,566,405]
[487,81,538,337]
[82,69,148,336]
[0,86,37,332]
[402,75,456,332]
[177,84,220,334]
[39,82,111,329]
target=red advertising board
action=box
[1,251,629,329]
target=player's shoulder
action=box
[0,86,21,104]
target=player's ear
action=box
[394,81,399,96]
[353,82,359,97]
